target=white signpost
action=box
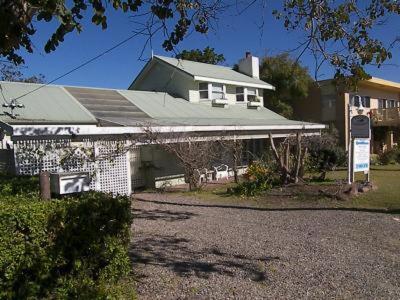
[353,139,370,173]
[348,95,371,184]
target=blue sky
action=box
[18,2,400,89]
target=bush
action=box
[378,147,400,165]
[232,161,277,196]
[0,189,133,299]
[305,130,346,180]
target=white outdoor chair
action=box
[213,164,229,181]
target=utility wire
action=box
[12,30,145,102]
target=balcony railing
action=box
[371,108,400,126]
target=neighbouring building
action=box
[0,53,325,194]
[293,77,400,153]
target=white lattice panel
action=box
[14,139,137,195]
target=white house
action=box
[0,53,325,194]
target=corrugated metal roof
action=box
[118,90,317,127]
[0,81,97,124]
[65,87,152,126]
[0,81,320,129]
[154,56,275,89]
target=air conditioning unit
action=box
[247,101,262,109]
[212,98,229,107]
[50,172,90,195]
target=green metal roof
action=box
[0,81,321,129]
[0,81,97,124]
[119,90,317,127]
[153,56,275,89]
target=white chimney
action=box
[238,52,259,79]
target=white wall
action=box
[133,62,195,100]
[190,81,264,106]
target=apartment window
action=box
[388,99,396,108]
[199,82,209,99]
[236,87,244,102]
[378,99,386,109]
[247,88,257,102]
[352,95,370,108]
[212,83,225,99]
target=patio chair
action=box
[213,164,229,181]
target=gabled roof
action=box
[131,55,275,90]
[0,81,323,130]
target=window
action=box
[351,95,370,108]
[378,99,386,109]
[212,83,225,99]
[236,87,244,102]
[247,88,257,102]
[397,101,400,108]
[388,99,396,108]
[199,82,209,99]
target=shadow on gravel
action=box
[133,197,400,215]
[132,208,198,222]
[130,234,279,281]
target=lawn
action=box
[175,165,400,212]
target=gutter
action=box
[9,123,326,137]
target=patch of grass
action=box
[326,165,400,210]
[179,165,400,211]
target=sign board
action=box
[351,115,370,138]
[353,138,370,173]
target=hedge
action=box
[0,179,134,299]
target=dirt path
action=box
[131,193,400,299]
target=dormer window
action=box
[236,87,258,102]
[247,88,257,102]
[199,82,226,100]
[236,87,244,102]
[212,83,225,99]
[199,82,209,99]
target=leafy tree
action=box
[1,1,399,85]
[0,63,45,83]
[0,0,219,65]
[176,46,225,64]
[260,53,312,118]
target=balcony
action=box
[371,108,400,126]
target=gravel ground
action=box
[131,193,400,299]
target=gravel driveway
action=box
[131,193,400,299]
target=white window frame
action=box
[199,82,226,100]
[235,87,259,103]
[199,82,209,99]
[236,87,245,102]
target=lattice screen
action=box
[14,139,137,195]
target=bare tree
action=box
[142,128,220,190]
[219,138,243,184]
[268,132,308,184]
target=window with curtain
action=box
[247,88,256,101]
[211,83,224,99]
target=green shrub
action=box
[379,147,400,165]
[232,162,277,196]
[0,174,39,197]
[370,154,380,166]
[0,190,133,299]
[305,130,346,180]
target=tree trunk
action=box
[293,132,302,183]
[39,171,51,200]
